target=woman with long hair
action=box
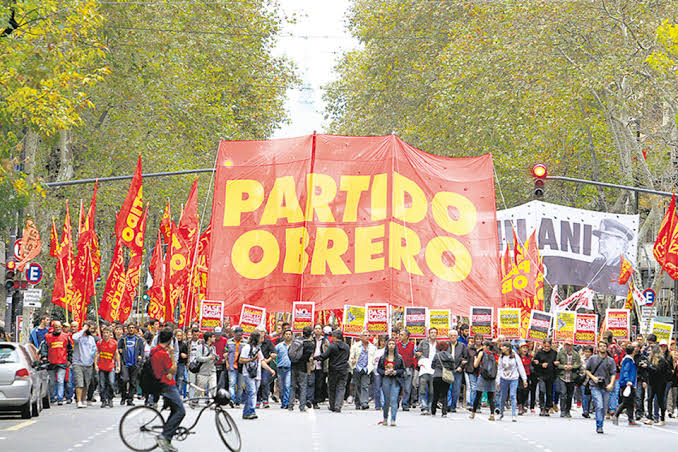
[376,337,405,426]
[645,344,671,426]
[498,341,527,422]
[373,334,388,411]
[470,340,497,421]
[431,340,454,417]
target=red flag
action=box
[99,242,127,323]
[118,206,148,323]
[148,233,166,321]
[49,218,59,258]
[500,243,512,278]
[165,221,191,325]
[115,156,144,253]
[512,229,523,266]
[653,194,678,279]
[159,201,172,245]
[176,180,200,327]
[16,218,42,271]
[77,199,85,237]
[83,181,101,280]
[51,202,74,311]
[618,254,634,285]
[178,179,199,248]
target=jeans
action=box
[48,367,66,402]
[431,377,450,416]
[581,385,592,415]
[98,370,116,403]
[277,367,291,407]
[290,368,308,408]
[381,376,400,422]
[327,370,348,411]
[558,379,575,414]
[216,364,226,391]
[258,368,272,404]
[242,373,257,416]
[537,378,554,410]
[634,383,645,417]
[353,370,370,408]
[176,363,187,398]
[65,367,75,401]
[228,369,243,404]
[373,372,383,409]
[499,378,519,417]
[399,368,413,408]
[465,372,478,407]
[608,379,620,413]
[418,373,434,412]
[160,383,185,441]
[591,386,610,429]
[446,371,463,410]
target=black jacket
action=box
[292,338,315,371]
[464,344,479,374]
[432,350,455,379]
[376,354,405,378]
[315,340,350,373]
[449,341,469,371]
[533,349,558,380]
[260,336,275,360]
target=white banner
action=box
[497,201,639,296]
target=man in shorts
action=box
[72,322,98,408]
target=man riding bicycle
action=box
[151,328,186,452]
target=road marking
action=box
[4,420,37,431]
[0,436,6,440]
[308,408,322,452]
[651,425,678,436]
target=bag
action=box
[244,345,260,378]
[139,350,162,396]
[437,354,455,384]
[288,338,304,364]
[590,356,607,389]
[480,353,497,380]
[188,344,206,374]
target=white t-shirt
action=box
[239,344,264,380]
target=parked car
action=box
[0,342,50,418]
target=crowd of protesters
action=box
[20,314,678,434]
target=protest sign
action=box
[497,308,521,339]
[429,309,451,337]
[574,313,598,345]
[605,309,630,341]
[526,310,552,342]
[343,305,366,338]
[470,307,493,336]
[239,304,266,336]
[292,301,315,333]
[199,300,224,332]
[650,320,673,343]
[365,303,390,336]
[404,307,427,339]
[554,311,576,343]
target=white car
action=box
[0,342,51,418]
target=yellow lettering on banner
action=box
[431,192,476,235]
[388,222,423,275]
[393,172,427,224]
[355,225,385,273]
[311,227,350,275]
[283,227,309,274]
[370,173,387,221]
[339,175,370,222]
[223,180,264,226]
[425,236,472,282]
[260,176,304,225]
[306,174,337,222]
[231,230,279,279]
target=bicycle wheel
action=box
[119,405,165,451]
[215,408,242,452]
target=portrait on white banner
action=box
[497,201,638,297]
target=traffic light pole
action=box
[546,175,673,198]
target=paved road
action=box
[1,400,677,452]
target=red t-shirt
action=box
[151,345,175,386]
[97,339,118,372]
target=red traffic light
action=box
[532,164,547,179]
[6,260,15,271]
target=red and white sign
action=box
[292,301,315,333]
[574,313,598,345]
[199,300,224,332]
[365,303,390,336]
[605,309,630,341]
[239,304,266,336]
[13,239,22,261]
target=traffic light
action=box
[5,259,15,291]
[532,163,547,198]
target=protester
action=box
[498,341,527,422]
[580,345,594,418]
[118,323,145,406]
[257,328,276,409]
[195,332,218,403]
[274,329,293,409]
[556,339,581,418]
[373,334,388,411]
[176,329,189,398]
[29,314,51,349]
[614,344,638,426]
[396,329,415,411]
[585,340,617,434]
[447,329,468,413]
[39,320,72,405]
[470,340,497,420]
[349,330,376,410]
[416,327,438,415]
[464,333,483,409]
[377,337,404,426]
[533,339,558,416]
[94,327,120,408]
[289,326,314,412]
[213,327,228,390]
[239,330,276,420]
[227,327,245,406]
[315,330,350,412]
[516,341,533,415]
[310,324,330,409]
[645,343,671,426]
[72,322,98,408]
[430,341,453,417]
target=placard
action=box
[343,305,366,338]
[199,300,224,332]
[404,307,427,339]
[574,313,598,345]
[526,310,552,342]
[554,311,576,343]
[497,308,521,339]
[650,320,673,343]
[292,301,315,333]
[469,306,493,336]
[605,309,630,341]
[365,303,390,336]
[239,304,266,336]
[428,309,451,337]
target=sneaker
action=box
[242,414,257,420]
[255,403,261,409]
[313,403,319,410]
[382,419,389,426]
[658,420,666,426]
[390,422,396,427]
[596,427,603,434]
[629,420,638,426]
[126,400,134,407]
[402,407,409,412]
[549,407,555,414]
[57,401,63,406]
[263,403,270,409]
[442,414,447,418]
[76,401,84,409]
[449,408,456,413]
[644,420,654,425]
[155,436,177,452]
[421,410,430,416]
[469,412,475,419]
[306,402,312,408]
[512,416,517,422]
[582,413,590,418]
[488,414,495,421]
[553,406,559,413]
[612,415,619,426]
[101,402,107,408]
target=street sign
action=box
[643,288,656,306]
[23,288,43,306]
[13,239,22,260]
[25,263,42,284]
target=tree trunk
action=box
[22,129,39,219]
[56,130,74,182]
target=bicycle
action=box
[119,386,241,452]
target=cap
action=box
[323,326,332,334]
[659,339,669,346]
[564,339,573,345]
[518,340,528,347]
[592,218,634,241]
[214,327,223,334]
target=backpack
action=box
[189,344,206,374]
[480,353,497,380]
[140,349,162,396]
[288,338,304,364]
[244,345,260,378]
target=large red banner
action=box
[208,135,500,315]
